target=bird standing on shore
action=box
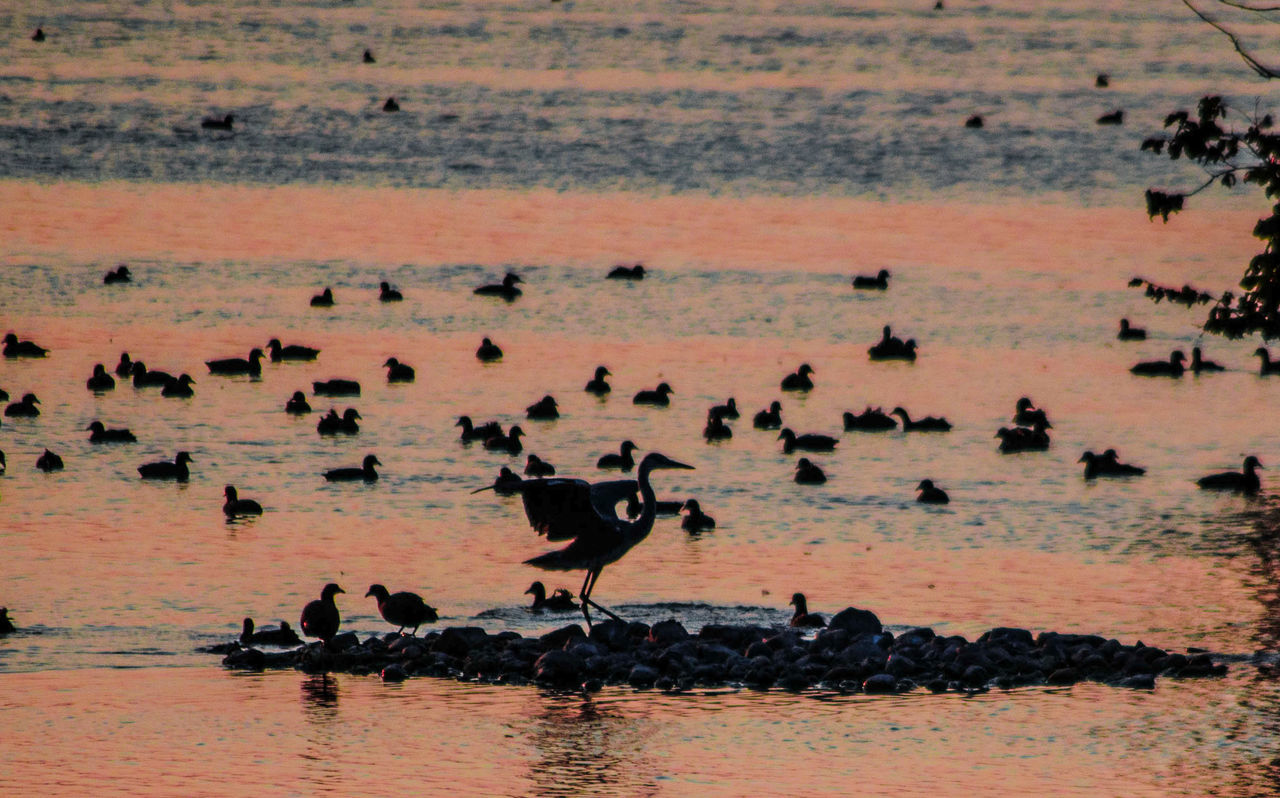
[365,584,437,635]
[300,583,345,646]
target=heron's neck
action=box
[627,463,659,541]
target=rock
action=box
[381,663,407,682]
[648,619,689,646]
[745,640,772,659]
[828,607,882,636]
[223,647,265,670]
[981,627,1033,647]
[1117,673,1155,689]
[629,664,658,688]
[533,649,584,688]
[862,673,897,694]
[589,619,630,650]
[329,632,359,652]
[1047,667,1081,685]
[540,624,586,648]
[699,624,771,651]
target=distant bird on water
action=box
[781,364,814,391]
[103,265,131,284]
[87,421,136,443]
[794,458,826,484]
[201,114,234,130]
[1130,350,1186,377]
[681,499,715,533]
[115,352,133,377]
[996,422,1050,453]
[518,451,695,627]
[382,97,400,112]
[868,326,917,361]
[300,583,345,646]
[597,440,638,471]
[710,397,739,420]
[285,391,311,414]
[1255,348,1280,376]
[1190,347,1223,374]
[161,374,196,398]
[843,407,897,431]
[222,485,263,517]
[526,395,559,420]
[1197,456,1262,494]
[206,348,265,377]
[3,333,47,358]
[4,393,39,417]
[317,408,360,435]
[633,382,673,406]
[379,281,403,302]
[585,365,612,395]
[474,273,523,301]
[964,115,983,129]
[313,379,360,396]
[310,287,335,307]
[484,425,525,455]
[788,593,825,628]
[1079,450,1145,479]
[457,415,501,443]
[240,618,302,647]
[753,401,783,429]
[778,428,837,454]
[1012,397,1050,428]
[703,411,732,441]
[916,479,950,504]
[324,454,381,482]
[852,269,890,290]
[31,27,45,42]
[362,49,376,64]
[1117,319,1146,340]
[607,264,645,280]
[525,581,578,612]
[384,357,415,383]
[525,454,556,478]
[138,451,193,481]
[266,338,319,362]
[0,607,14,634]
[1095,73,1110,88]
[36,449,63,472]
[366,584,438,635]
[131,362,174,388]
[1097,109,1124,125]
[476,337,503,362]
[86,364,115,392]
[488,467,524,495]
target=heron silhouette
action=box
[509,452,694,627]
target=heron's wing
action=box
[521,479,601,541]
[586,479,638,522]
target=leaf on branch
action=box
[1165,111,1189,127]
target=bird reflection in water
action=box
[301,673,339,716]
[522,695,657,797]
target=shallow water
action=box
[4,0,1280,795]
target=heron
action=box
[512,451,694,628]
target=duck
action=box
[964,115,983,128]
[710,397,739,419]
[1197,456,1263,494]
[476,337,503,362]
[484,425,524,455]
[312,379,360,396]
[266,338,319,362]
[86,364,115,392]
[1079,450,1146,479]
[206,348,265,377]
[1095,73,1110,88]
[382,96,400,112]
[138,451,193,481]
[474,273,523,300]
[852,269,890,289]
[525,581,579,612]
[633,382,674,406]
[379,281,403,302]
[607,264,645,280]
[317,408,360,435]
[584,365,611,395]
[681,499,716,533]
[703,412,732,442]
[778,428,838,454]
[794,457,827,484]
[623,491,684,519]
[597,440,639,471]
[868,326,918,361]
[524,454,556,477]
[87,421,136,443]
[362,49,375,64]
[916,479,950,504]
[200,113,235,130]
[310,287,335,307]
[114,352,134,377]
[753,400,783,429]
[489,467,524,495]
[103,265,131,284]
[1130,350,1186,377]
[384,357,415,383]
[31,27,45,42]
[131,362,174,388]
[285,391,311,414]
[788,593,826,628]
[1012,397,1050,428]
[995,422,1051,453]
[323,454,381,482]
[3,333,47,358]
[457,415,502,443]
[1097,109,1124,125]
[526,395,559,420]
[1255,348,1280,375]
[4,393,39,417]
[160,374,196,398]
[780,364,814,391]
[1117,319,1146,340]
[1190,347,1224,374]
[240,618,303,647]
[222,485,263,517]
[36,449,63,472]
[0,607,13,633]
[843,407,897,431]
[366,584,437,635]
[300,583,345,645]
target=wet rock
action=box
[540,624,586,649]
[223,647,265,670]
[745,640,772,659]
[1118,673,1155,689]
[381,663,407,682]
[588,619,630,650]
[533,649,584,688]
[648,619,689,646]
[629,664,658,688]
[863,673,897,694]
[699,624,771,651]
[329,632,360,652]
[1047,667,1081,685]
[828,607,882,636]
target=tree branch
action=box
[1184,0,1280,78]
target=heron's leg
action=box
[580,569,623,624]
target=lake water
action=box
[4,1,1280,795]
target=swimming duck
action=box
[633,382,674,406]
[457,415,501,443]
[201,114,235,130]
[312,379,360,396]
[310,287,335,307]
[474,273,523,300]
[382,96,400,112]
[585,365,611,395]
[36,449,63,472]
[362,49,375,64]
[4,393,39,417]
[1131,350,1186,377]
[222,485,263,517]
[31,27,45,42]
[490,466,524,495]
[1197,456,1263,494]
[1117,319,1146,341]
[524,454,556,478]
[852,269,890,290]
[703,412,732,441]
[206,348,265,377]
[681,499,716,533]
[526,395,559,420]
[1012,397,1050,428]
[916,479,950,504]
[131,362,174,388]
[709,398,738,419]
[623,491,684,519]
[160,374,196,398]
[285,391,311,414]
[753,400,783,429]
[597,440,639,471]
[300,583,345,645]
[103,265,131,284]
[86,364,115,392]
[87,421,136,443]
[0,607,13,633]
[366,584,437,635]
[525,581,579,612]
[323,454,381,482]
[1097,109,1124,125]
[138,451,193,481]
[484,425,525,455]
[843,407,897,431]
[778,428,838,454]
[266,339,319,362]
[240,618,303,647]
[476,337,503,362]
[317,408,361,435]
[3,333,47,358]
[868,326,917,361]
[1190,347,1223,374]
[384,357,415,383]
[995,422,1051,453]
[1079,450,1145,479]
[1095,73,1110,88]
[379,281,403,302]
[788,593,826,628]
[114,352,133,377]
[1255,348,1280,375]
[781,364,814,391]
[607,264,645,280]
[794,458,827,484]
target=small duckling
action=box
[681,499,716,533]
[778,428,838,454]
[138,451,193,481]
[323,454,381,482]
[710,398,739,419]
[489,466,524,495]
[584,365,611,395]
[266,339,320,362]
[474,273,522,300]
[753,400,783,429]
[794,458,826,484]
[366,584,438,635]
[160,374,196,398]
[114,352,133,377]
[384,357,415,383]
[476,337,503,362]
[916,479,949,504]
[703,411,732,442]
[1012,397,1050,427]
[285,391,311,414]
[524,454,555,478]
[1131,350,1186,377]
[484,425,524,455]
[457,416,501,442]
[317,408,361,435]
[132,362,175,388]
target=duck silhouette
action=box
[852,269,889,289]
[266,339,319,362]
[474,273,522,300]
[476,337,503,362]
[633,382,673,406]
[1131,350,1186,377]
[753,401,783,429]
[3,333,47,358]
[138,451,193,481]
[916,479,950,504]
[526,395,559,420]
[87,421,136,443]
[524,454,556,477]
[525,581,579,612]
[161,374,196,398]
[778,428,838,454]
[788,593,825,628]
[1117,319,1146,341]
[1255,348,1280,376]
[366,585,438,635]
[607,264,645,280]
[323,454,381,482]
[597,440,639,471]
[4,393,39,417]
[681,499,716,533]
[222,485,263,517]
[843,407,897,431]
[584,365,611,395]
[310,287,334,307]
[1079,450,1145,479]
[86,364,115,392]
[1190,347,1223,374]
[300,583,344,646]
[36,449,63,472]
[379,281,403,302]
[285,391,312,414]
[781,364,814,391]
[457,416,501,443]
[794,457,826,484]
[103,265,131,284]
[1197,456,1262,494]
[384,357,415,382]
